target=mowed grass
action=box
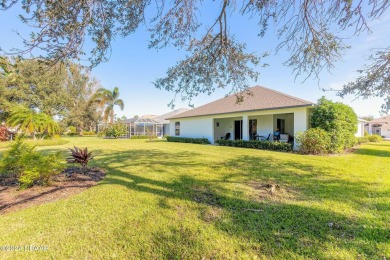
[0,137,389,259]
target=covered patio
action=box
[213,112,295,143]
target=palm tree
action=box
[7,106,59,139]
[93,87,124,124]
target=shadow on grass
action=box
[0,184,93,213]
[353,147,390,157]
[90,148,388,258]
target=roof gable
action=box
[369,115,390,124]
[168,86,313,119]
[154,108,191,124]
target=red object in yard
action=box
[0,125,11,141]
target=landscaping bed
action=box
[0,167,105,214]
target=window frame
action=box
[175,122,180,136]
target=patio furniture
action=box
[273,129,280,141]
[279,134,289,143]
[223,132,231,140]
[253,133,272,141]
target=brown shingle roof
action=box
[168,86,314,119]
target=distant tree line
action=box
[0,57,110,135]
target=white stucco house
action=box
[366,115,390,138]
[355,118,368,137]
[167,86,314,148]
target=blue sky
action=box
[0,3,389,119]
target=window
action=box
[277,118,285,134]
[175,122,180,136]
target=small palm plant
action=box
[67,146,93,172]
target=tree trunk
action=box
[110,110,114,124]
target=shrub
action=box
[311,97,358,153]
[167,136,210,144]
[18,152,63,189]
[0,139,35,177]
[0,139,64,188]
[216,139,292,152]
[65,126,79,136]
[295,128,331,155]
[103,123,127,138]
[68,126,77,133]
[367,134,382,142]
[81,131,96,136]
[67,146,93,170]
[357,136,369,145]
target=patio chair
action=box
[279,134,289,143]
[258,133,271,141]
[223,132,231,140]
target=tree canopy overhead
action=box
[0,0,389,109]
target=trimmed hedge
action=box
[81,131,96,136]
[167,136,210,144]
[216,139,292,152]
[131,135,154,139]
[357,134,382,145]
[367,134,382,142]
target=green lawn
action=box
[0,137,389,259]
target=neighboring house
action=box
[167,86,314,148]
[153,108,190,137]
[366,115,390,138]
[356,118,367,137]
[122,108,190,138]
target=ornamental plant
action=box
[67,146,93,170]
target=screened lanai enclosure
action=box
[97,109,189,138]
[125,116,164,138]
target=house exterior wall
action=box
[163,124,170,137]
[170,117,214,141]
[381,125,390,138]
[355,121,365,137]
[171,106,311,146]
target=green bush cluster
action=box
[311,97,358,153]
[102,123,128,138]
[367,134,383,142]
[216,139,292,152]
[167,136,210,144]
[356,137,366,145]
[297,97,359,154]
[81,131,96,136]
[358,134,383,144]
[67,132,79,136]
[295,128,331,154]
[0,139,64,189]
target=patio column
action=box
[242,115,249,141]
[294,108,309,149]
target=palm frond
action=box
[114,99,124,110]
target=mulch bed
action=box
[0,167,105,215]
